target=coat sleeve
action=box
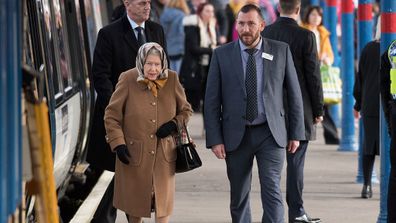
[92,28,114,110]
[353,45,365,112]
[323,35,334,65]
[185,26,213,56]
[284,45,305,140]
[303,31,324,117]
[104,72,129,150]
[204,49,224,147]
[173,74,193,126]
[380,52,392,127]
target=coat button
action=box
[152,102,156,106]
[150,151,155,155]
[150,134,154,138]
[129,141,133,145]
[152,119,156,123]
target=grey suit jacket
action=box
[204,38,305,151]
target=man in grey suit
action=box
[204,4,305,223]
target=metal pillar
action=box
[321,0,329,37]
[6,0,22,217]
[378,1,396,222]
[325,0,341,129]
[338,0,357,152]
[0,0,8,221]
[355,0,378,184]
[311,0,320,6]
[0,0,22,222]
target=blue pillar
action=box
[355,0,378,184]
[321,0,329,36]
[338,0,357,152]
[6,0,22,216]
[325,0,341,129]
[311,0,320,6]
[378,1,396,222]
[0,0,9,222]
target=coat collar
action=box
[232,38,272,94]
[122,16,154,52]
[276,17,298,26]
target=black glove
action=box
[156,121,177,138]
[115,144,131,165]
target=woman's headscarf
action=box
[136,42,169,97]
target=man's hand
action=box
[212,144,226,159]
[287,140,300,153]
[314,116,323,124]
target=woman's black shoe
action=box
[361,185,373,198]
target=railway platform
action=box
[105,113,381,223]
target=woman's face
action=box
[200,4,214,23]
[144,54,162,80]
[308,9,322,27]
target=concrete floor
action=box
[115,113,382,223]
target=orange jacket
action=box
[301,23,334,65]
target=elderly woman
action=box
[104,42,192,223]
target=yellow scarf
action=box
[138,78,167,97]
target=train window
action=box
[41,0,61,97]
[53,0,73,95]
[83,0,98,59]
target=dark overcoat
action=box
[353,41,380,155]
[262,17,324,140]
[179,25,212,91]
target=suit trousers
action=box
[286,140,308,221]
[225,123,285,223]
[323,105,340,144]
[91,177,117,223]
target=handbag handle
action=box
[177,121,192,145]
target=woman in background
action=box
[302,5,340,145]
[160,0,190,73]
[179,2,216,112]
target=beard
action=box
[238,31,260,47]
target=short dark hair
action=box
[302,5,323,25]
[279,0,301,15]
[238,4,264,21]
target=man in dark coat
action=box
[87,0,166,222]
[261,0,323,222]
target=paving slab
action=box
[116,113,381,223]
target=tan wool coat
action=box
[104,68,192,217]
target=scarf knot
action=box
[138,78,167,97]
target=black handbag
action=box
[174,123,202,173]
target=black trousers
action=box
[323,105,340,144]
[91,177,117,223]
[286,140,309,221]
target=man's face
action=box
[236,10,265,47]
[124,0,151,24]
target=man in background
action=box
[262,0,323,222]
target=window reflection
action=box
[53,0,72,91]
[41,0,60,95]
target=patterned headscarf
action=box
[136,42,169,97]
